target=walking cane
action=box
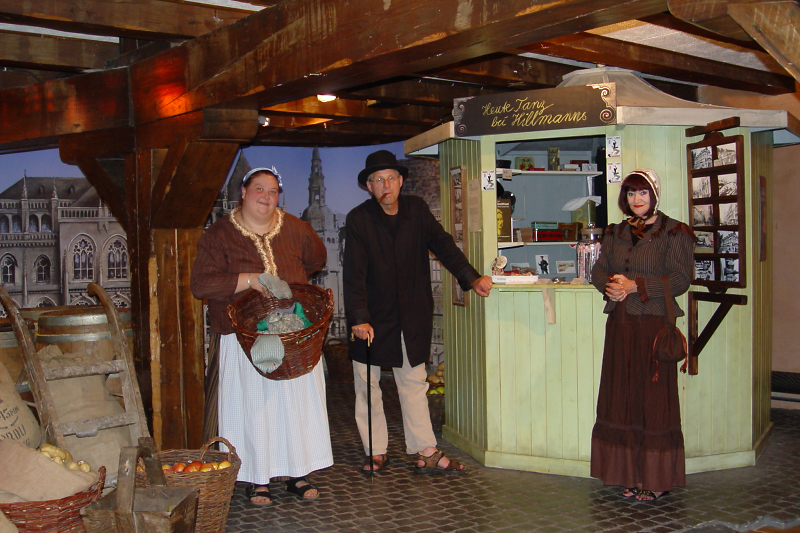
[366,336,374,476]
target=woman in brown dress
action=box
[191,168,331,506]
[590,169,694,501]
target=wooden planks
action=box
[668,0,756,41]
[525,33,795,95]
[0,30,118,72]
[728,1,800,84]
[129,0,670,125]
[153,229,205,449]
[0,69,129,147]
[0,0,250,40]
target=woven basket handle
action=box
[200,436,238,463]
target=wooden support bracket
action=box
[687,290,748,375]
[685,116,740,138]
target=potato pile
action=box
[426,362,445,395]
[38,443,92,472]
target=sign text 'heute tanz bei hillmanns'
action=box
[453,84,616,137]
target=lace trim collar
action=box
[229,206,284,275]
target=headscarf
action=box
[623,168,661,239]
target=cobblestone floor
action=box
[224,375,800,533]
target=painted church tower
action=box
[301,147,345,338]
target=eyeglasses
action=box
[369,175,400,185]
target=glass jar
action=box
[577,225,603,282]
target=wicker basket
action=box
[227,283,334,380]
[135,437,241,533]
[0,466,106,533]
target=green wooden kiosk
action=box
[406,68,799,476]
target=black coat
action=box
[343,195,481,368]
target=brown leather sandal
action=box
[361,454,389,474]
[414,449,466,476]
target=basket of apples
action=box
[136,437,240,533]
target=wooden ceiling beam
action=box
[59,127,136,221]
[728,1,800,84]
[0,69,130,147]
[260,97,444,126]
[152,141,242,228]
[523,32,795,95]
[667,0,756,41]
[640,12,763,51]
[250,130,413,147]
[0,0,668,151]
[140,108,257,227]
[255,115,332,130]
[335,78,485,109]
[130,0,669,125]
[0,0,248,40]
[0,30,119,72]
[426,55,576,91]
[0,68,66,90]
[253,120,430,143]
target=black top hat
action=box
[357,150,408,186]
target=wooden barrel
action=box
[0,319,36,383]
[35,306,133,362]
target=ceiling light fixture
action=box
[317,94,337,102]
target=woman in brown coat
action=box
[590,169,694,501]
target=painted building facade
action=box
[0,176,131,315]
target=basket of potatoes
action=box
[0,440,104,533]
[38,443,93,473]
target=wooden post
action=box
[125,150,155,432]
[153,229,205,449]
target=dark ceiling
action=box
[0,0,797,150]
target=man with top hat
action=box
[343,149,492,475]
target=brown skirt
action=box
[590,301,686,492]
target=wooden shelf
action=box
[498,241,578,249]
[496,169,601,178]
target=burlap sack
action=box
[0,491,24,504]
[0,361,41,448]
[38,345,132,483]
[0,511,18,533]
[0,439,96,502]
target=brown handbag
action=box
[652,275,687,364]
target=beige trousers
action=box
[352,335,436,456]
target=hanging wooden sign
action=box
[453,84,616,137]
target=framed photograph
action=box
[694,231,714,253]
[716,142,737,166]
[450,166,468,306]
[691,146,713,169]
[556,260,576,274]
[692,176,711,199]
[558,222,579,242]
[719,202,738,225]
[687,134,746,289]
[720,258,739,282]
[717,230,738,253]
[515,156,535,171]
[695,260,714,281]
[535,254,551,276]
[692,204,714,226]
[718,173,737,196]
